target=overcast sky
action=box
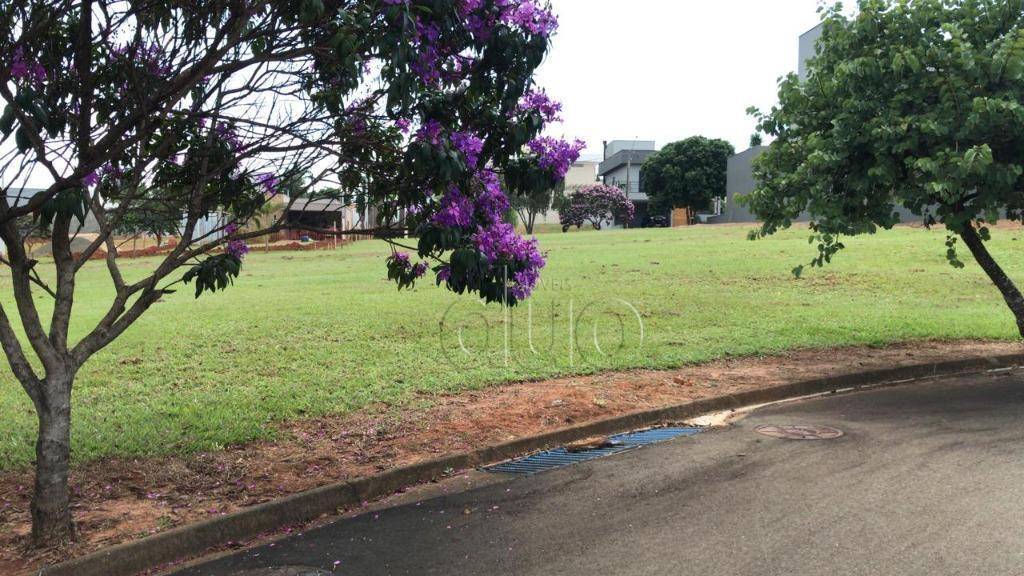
[535,0,826,160]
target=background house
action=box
[598,140,657,227]
[522,159,600,229]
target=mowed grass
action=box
[1,224,1022,469]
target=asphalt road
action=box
[171,370,1024,576]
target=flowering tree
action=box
[557,184,634,231]
[1,0,573,546]
[504,103,583,233]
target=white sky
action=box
[535,0,826,159]
[10,2,825,188]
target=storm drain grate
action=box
[485,427,703,476]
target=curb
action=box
[39,353,1024,576]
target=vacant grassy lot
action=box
[1,224,1022,469]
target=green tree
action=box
[640,136,734,214]
[746,0,1024,337]
[506,163,564,234]
[113,193,182,248]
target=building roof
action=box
[287,197,349,212]
[598,149,657,177]
[604,140,656,157]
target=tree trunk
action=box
[960,225,1024,338]
[31,375,75,546]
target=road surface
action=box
[171,369,1024,576]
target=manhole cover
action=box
[754,424,844,440]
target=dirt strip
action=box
[2,339,1020,574]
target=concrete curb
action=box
[39,353,1024,576]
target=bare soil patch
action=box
[2,339,1020,574]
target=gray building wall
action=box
[711,146,765,224]
[602,164,646,201]
[598,142,658,203]
[604,140,656,158]
[798,23,823,82]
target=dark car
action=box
[643,215,670,228]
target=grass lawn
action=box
[1,224,1022,469]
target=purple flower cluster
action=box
[474,169,510,224]
[254,173,280,198]
[516,90,562,123]
[100,162,125,179]
[433,185,476,228]
[500,1,559,37]
[113,42,172,77]
[416,119,443,145]
[226,239,251,259]
[431,169,509,230]
[391,252,429,278]
[472,222,546,300]
[456,1,558,40]
[223,224,250,259]
[558,184,635,229]
[214,122,243,151]
[451,131,484,167]
[395,118,411,133]
[9,47,46,83]
[391,0,558,85]
[82,171,100,188]
[526,137,585,179]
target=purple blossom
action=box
[391,252,428,279]
[465,13,497,42]
[255,173,280,198]
[395,118,411,133]
[458,0,484,14]
[10,47,46,83]
[500,1,559,37]
[437,266,452,282]
[215,122,243,151]
[451,131,484,167]
[100,163,125,179]
[432,185,475,228]
[517,90,562,123]
[527,137,585,179]
[558,184,635,230]
[226,239,250,259]
[474,169,510,224]
[224,223,250,259]
[82,171,100,188]
[416,119,443,145]
[114,42,171,77]
[411,45,443,86]
[472,222,546,300]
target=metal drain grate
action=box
[485,427,702,476]
[611,427,702,445]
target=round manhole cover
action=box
[754,424,844,440]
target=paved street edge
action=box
[37,352,1024,576]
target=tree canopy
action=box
[1,0,572,546]
[557,183,634,231]
[640,136,734,214]
[746,0,1024,335]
